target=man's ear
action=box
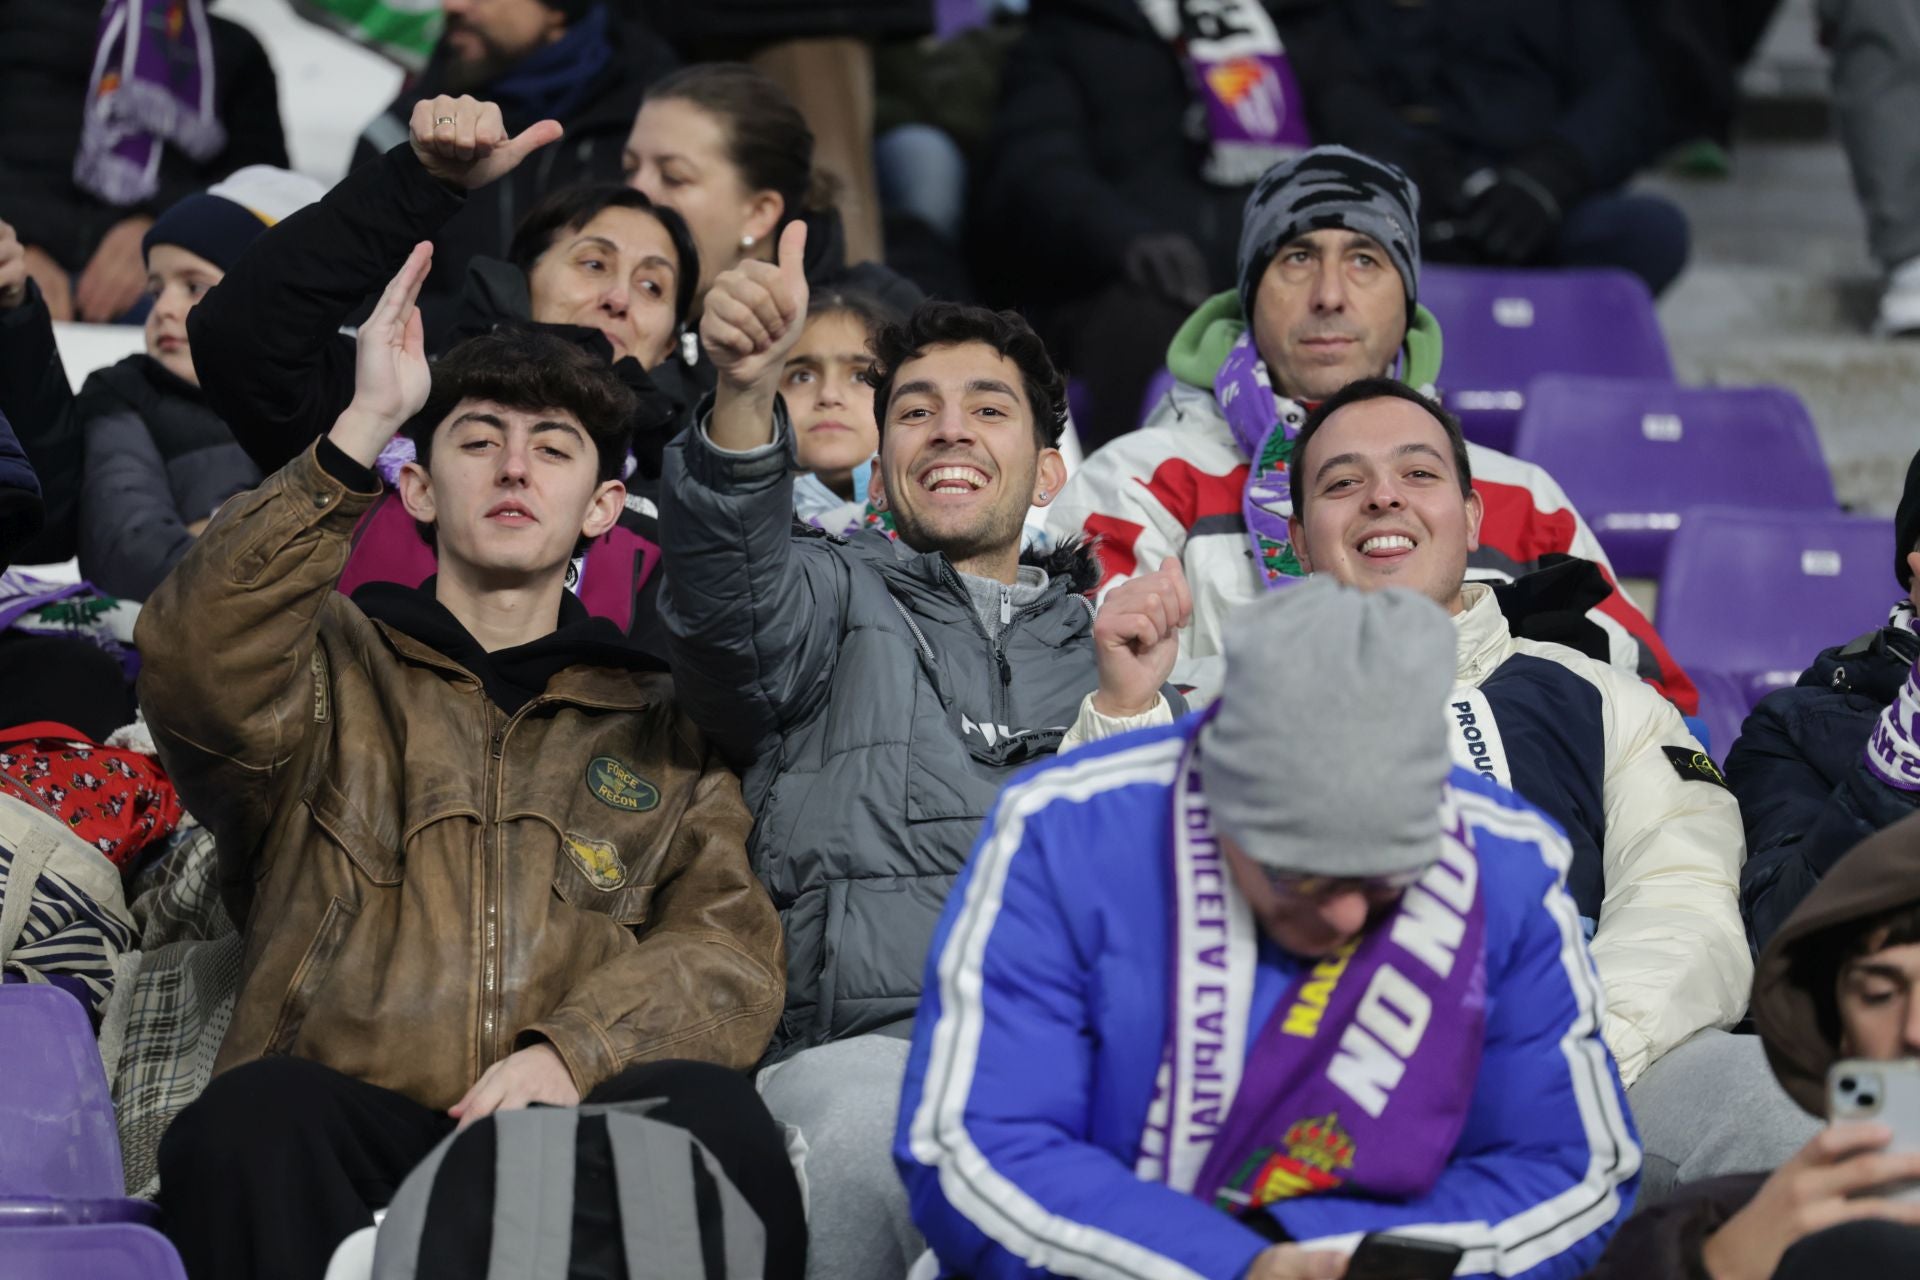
[1905,551,1920,610]
[397,460,436,525]
[582,479,625,541]
[868,458,888,510]
[1288,513,1313,573]
[1464,487,1484,554]
[1033,448,1067,507]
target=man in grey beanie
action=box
[896,575,1641,1280]
[1046,143,1688,710]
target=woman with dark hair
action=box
[623,63,921,317]
[186,95,703,660]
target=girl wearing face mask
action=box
[781,289,907,538]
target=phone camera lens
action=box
[1861,1094,1879,1109]
[1840,1076,1859,1094]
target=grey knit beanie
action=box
[1200,578,1455,878]
[1236,145,1422,323]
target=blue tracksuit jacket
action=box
[895,715,1641,1280]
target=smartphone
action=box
[1828,1058,1920,1201]
[1343,1232,1465,1280]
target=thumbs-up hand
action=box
[701,220,810,393]
[409,95,564,191]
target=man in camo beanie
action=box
[1236,145,1422,323]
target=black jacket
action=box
[1726,620,1920,953]
[0,407,41,569]
[349,14,677,345]
[0,281,82,563]
[973,0,1374,311]
[1315,0,1667,218]
[0,7,287,272]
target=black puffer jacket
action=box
[0,283,256,597]
[349,12,677,345]
[973,0,1378,311]
[0,5,287,273]
[1726,617,1920,953]
[77,357,259,601]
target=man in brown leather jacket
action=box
[139,238,797,1280]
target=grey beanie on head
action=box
[1236,145,1422,324]
[1200,578,1455,878]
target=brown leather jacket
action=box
[135,444,783,1109]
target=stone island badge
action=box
[564,832,626,890]
[1662,745,1731,791]
[586,756,661,812]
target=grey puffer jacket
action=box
[660,409,1114,1060]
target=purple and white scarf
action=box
[1138,715,1488,1215]
[1142,0,1311,187]
[1215,330,1308,588]
[74,0,227,206]
[1864,600,1920,791]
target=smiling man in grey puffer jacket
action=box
[659,221,1185,1280]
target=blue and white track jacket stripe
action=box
[895,716,1641,1280]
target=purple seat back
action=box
[935,0,988,38]
[1511,376,1837,577]
[1423,266,1675,453]
[1656,507,1897,694]
[1685,670,1760,766]
[0,1224,186,1280]
[1139,367,1177,427]
[0,986,123,1202]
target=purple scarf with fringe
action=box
[75,0,227,206]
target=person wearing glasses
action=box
[897,577,1640,1280]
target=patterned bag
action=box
[0,722,184,867]
[0,782,138,1017]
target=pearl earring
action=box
[741,234,756,250]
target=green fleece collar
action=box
[1163,289,1444,398]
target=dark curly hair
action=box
[868,302,1068,451]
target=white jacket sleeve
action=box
[1588,672,1751,1085]
[1058,692,1175,753]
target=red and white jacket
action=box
[1047,379,1698,712]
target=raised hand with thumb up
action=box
[702,220,811,396]
[409,95,564,191]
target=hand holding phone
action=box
[1700,1120,1920,1280]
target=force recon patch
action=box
[586,756,661,812]
[1663,745,1730,790]
[564,832,625,890]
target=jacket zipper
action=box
[476,687,648,1065]
[935,563,1058,732]
[480,716,505,1064]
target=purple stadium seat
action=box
[0,1224,186,1280]
[1657,507,1897,710]
[1684,670,1759,765]
[1511,376,1837,578]
[1140,366,1176,426]
[935,0,988,38]
[0,985,156,1226]
[1422,266,1675,453]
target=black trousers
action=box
[1776,1218,1920,1277]
[158,1055,806,1280]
